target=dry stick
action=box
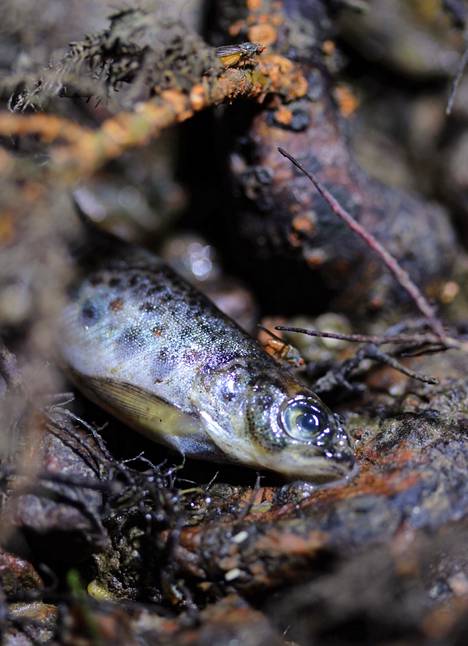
[446,42,468,115]
[275,326,440,384]
[275,325,447,347]
[277,147,447,342]
[364,346,438,385]
[0,55,307,181]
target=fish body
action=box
[59,226,354,481]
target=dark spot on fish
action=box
[152,348,175,383]
[115,326,146,357]
[203,352,241,372]
[89,274,104,287]
[152,325,163,337]
[81,299,101,326]
[109,277,121,288]
[140,301,157,313]
[221,385,236,402]
[199,319,214,333]
[129,274,140,287]
[147,286,163,297]
[171,275,186,289]
[136,277,150,293]
[109,298,124,312]
[183,348,203,365]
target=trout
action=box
[59,221,355,481]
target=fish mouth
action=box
[261,445,356,482]
[272,402,356,481]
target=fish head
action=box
[199,359,355,482]
[245,378,355,481]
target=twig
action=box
[237,473,264,521]
[276,324,468,386]
[446,41,468,115]
[275,325,449,347]
[313,341,439,394]
[363,346,438,385]
[0,55,307,182]
[277,147,447,342]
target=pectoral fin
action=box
[68,372,209,453]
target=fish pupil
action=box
[297,410,320,433]
[282,399,329,441]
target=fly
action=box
[215,42,264,68]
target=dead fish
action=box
[59,219,354,481]
[215,42,264,68]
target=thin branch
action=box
[446,41,468,115]
[313,342,439,394]
[275,325,449,347]
[0,55,307,182]
[277,147,446,342]
[364,346,438,385]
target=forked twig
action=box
[275,324,448,388]
[311,342,438,393]
[277,147,446,342]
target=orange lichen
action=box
[439,280,460,304]
[271,13,284,26]
[305,249,327,267]
[274,105,293,126]
[322,39,336,55]
[248,23,277,47]
[258,54,308,100]
[160,89,193,122]
[288,231,302,248]
[292,214,315,234]
[255,529,327,555]
[334,84,360,117]
[190,84,207,111]
[0,45,306,181]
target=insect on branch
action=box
[277,147,447,342]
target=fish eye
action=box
[280,398,331,442]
